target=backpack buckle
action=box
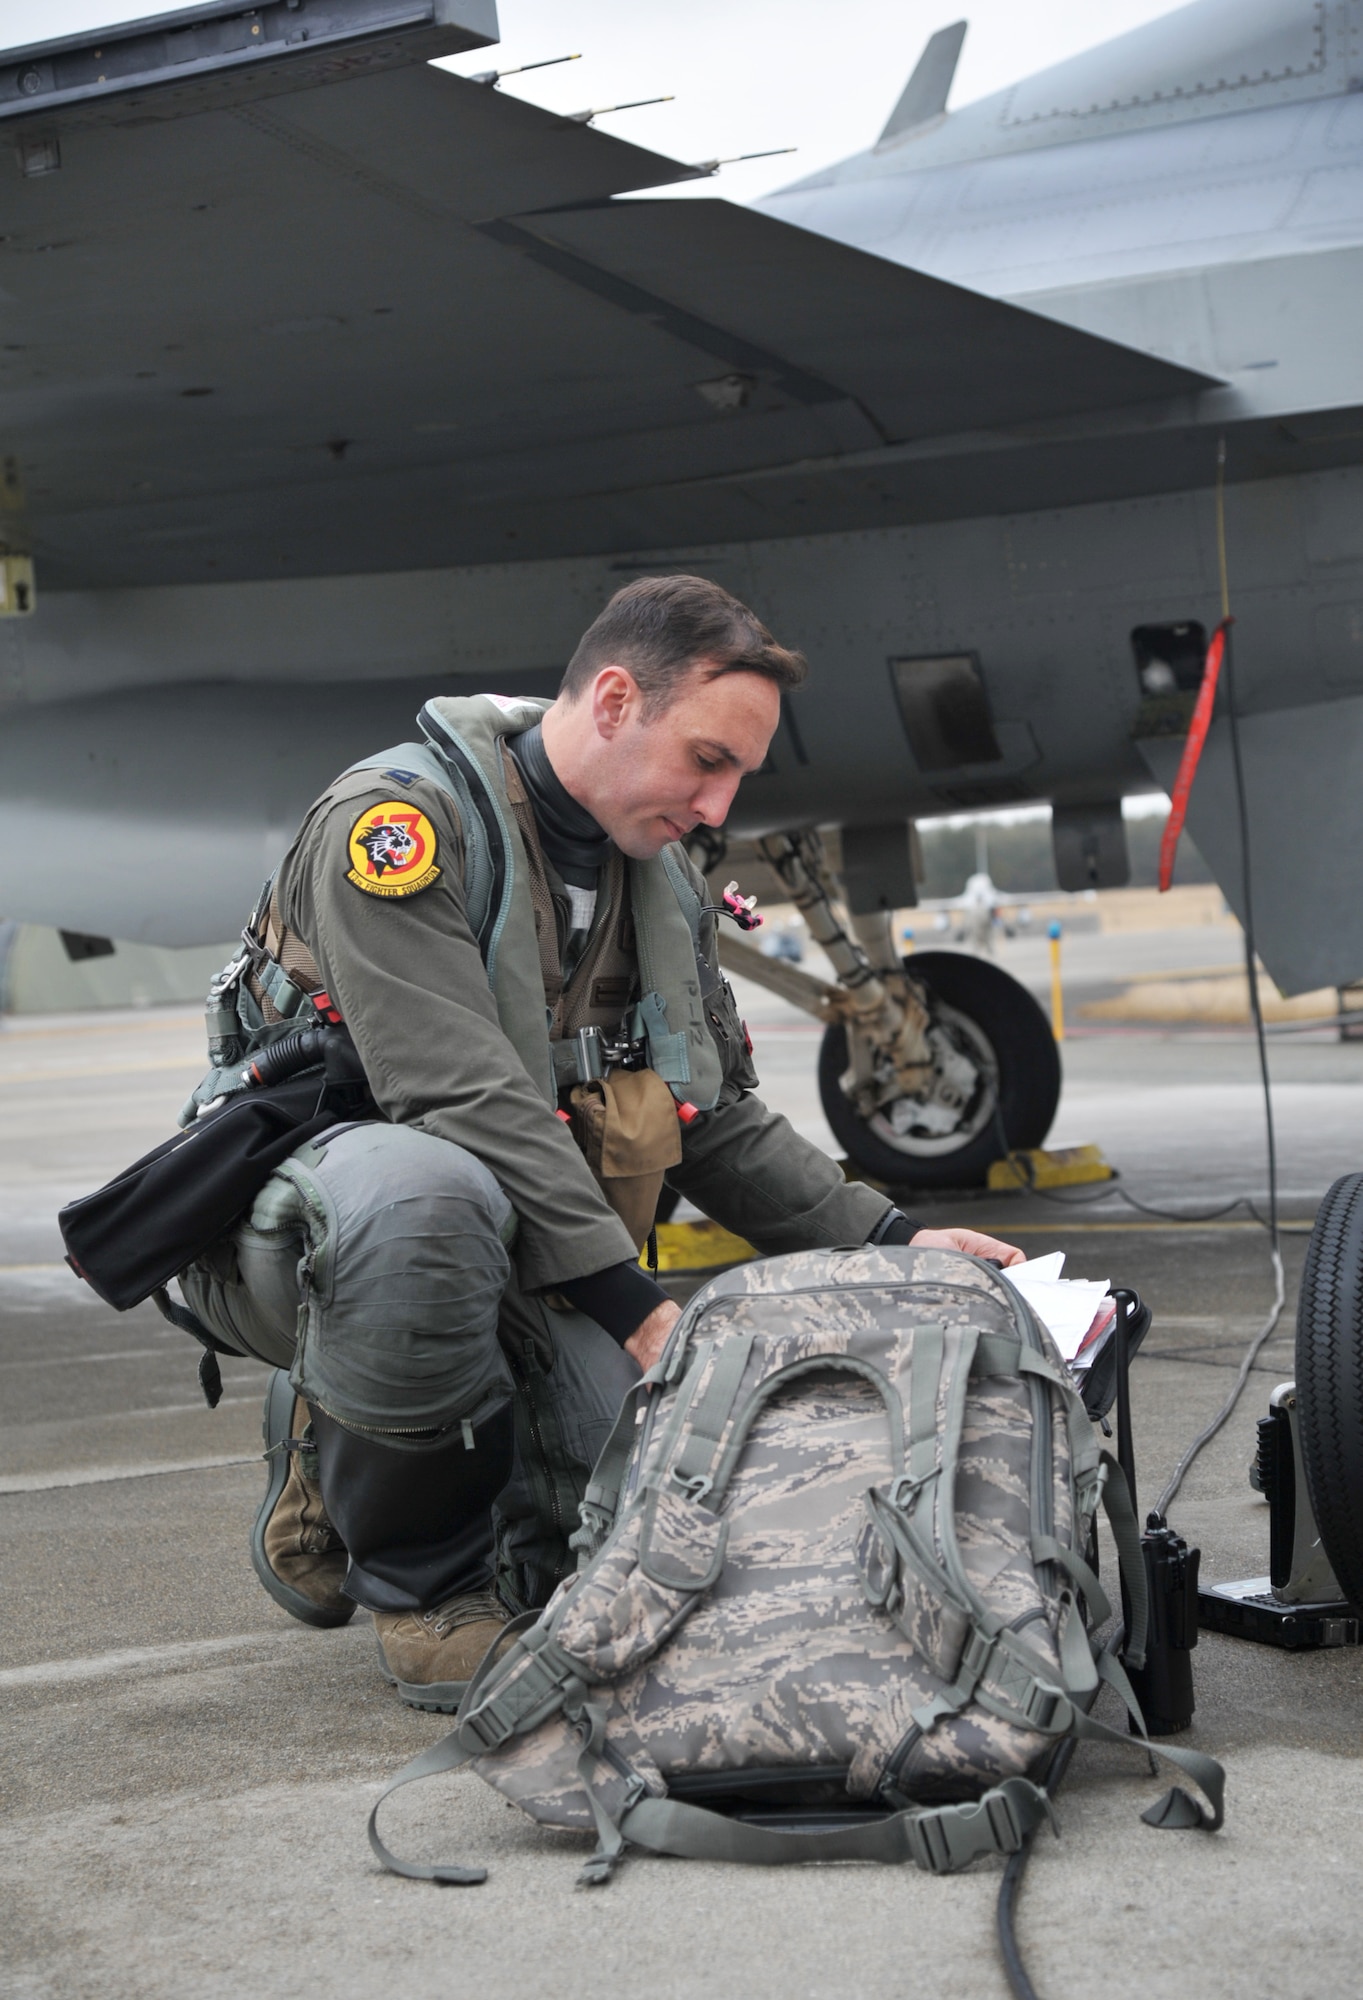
[913,1798,1019,1874]
[1018,1679,1070,1733]
[958,1624,994,1683]
[569,1501,613,1560]
[670,1469,714,1503]
[887,1468,937,1512]
[912,1780,1052,1875]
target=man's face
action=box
[588,661,781,859]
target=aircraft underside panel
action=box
[3,454,1363,983]
[1139,700,1363,996]
[0,16,1211,594]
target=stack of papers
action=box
[997,1253,1115,1371]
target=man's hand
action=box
[909,1226,1025,1268]
[624,1297,682,1373]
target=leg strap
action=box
[150,1285,236,1409]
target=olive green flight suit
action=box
[182,695,893,1604]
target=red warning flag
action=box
[1158,618,1231,893]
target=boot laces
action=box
[424,1589,509,1638]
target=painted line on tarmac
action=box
[1,1348,200,1369]
[0,1011,201,1042]
[985,1219,1314,1233]
[0,1454,257,1493]
[0,1058,203,1085]
[0,1632,303,1688]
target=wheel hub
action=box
[846,1004,1000,1158]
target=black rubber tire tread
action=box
[817,951,1061,1189]
[1295,1171,1363,1610]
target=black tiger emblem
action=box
[356,821,416,877]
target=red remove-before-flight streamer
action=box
[1158,617,1232,893]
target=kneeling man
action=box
[177,575,1021,1709]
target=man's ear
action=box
[590,665,639,740]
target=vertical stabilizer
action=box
[878,20,967,145]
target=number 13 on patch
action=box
[345,802,442,898]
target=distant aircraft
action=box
[0,0,1359,1186]
[925,872,1024,957]
[911,829,1038,956]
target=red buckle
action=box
[310,989,343,1026]
[677,1101,701,1125]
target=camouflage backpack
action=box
[370,1247,1225,1885]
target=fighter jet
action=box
[0,0,1359,1187]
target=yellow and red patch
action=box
[345,801,441,898]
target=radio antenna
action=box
[469,53,581,87]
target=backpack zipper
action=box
[1001,1286,1059,1576]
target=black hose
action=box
[997,1738,1077,2000]
[244,1023,330,1088]
[1152,611,1284,1516]
[988,1106,1262,1225]
[997,1626,1126,1999]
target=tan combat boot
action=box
[251,1370,355,1628]
[375,1589,511,1711]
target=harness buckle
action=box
[209,950,250,1003]
[572,1024,649,1086]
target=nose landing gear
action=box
[817,949,1059,1190]
[717,829,1060,1191]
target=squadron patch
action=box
[345,801,441,898]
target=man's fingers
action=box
[909,1225,1025,1267]
[962,1231,1025,1266]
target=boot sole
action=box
[392,1677,470,1714]
[376,1639,470,1713]
[251,1370,356,1630]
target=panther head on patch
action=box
[356,821,415,877]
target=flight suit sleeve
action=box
[662,853,895,1255]
[276,772,637,1292]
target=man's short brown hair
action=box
[559,574,808,712]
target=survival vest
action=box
[183,693,727,1126]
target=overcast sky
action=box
[3,0,1190,202]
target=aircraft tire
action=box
[817,951,1060,1190]
[1295,1171,1363,1609]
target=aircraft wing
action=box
[1,0,1218,593]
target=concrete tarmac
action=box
[3,954,1363,2000]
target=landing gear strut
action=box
[719,830,1060,1190]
